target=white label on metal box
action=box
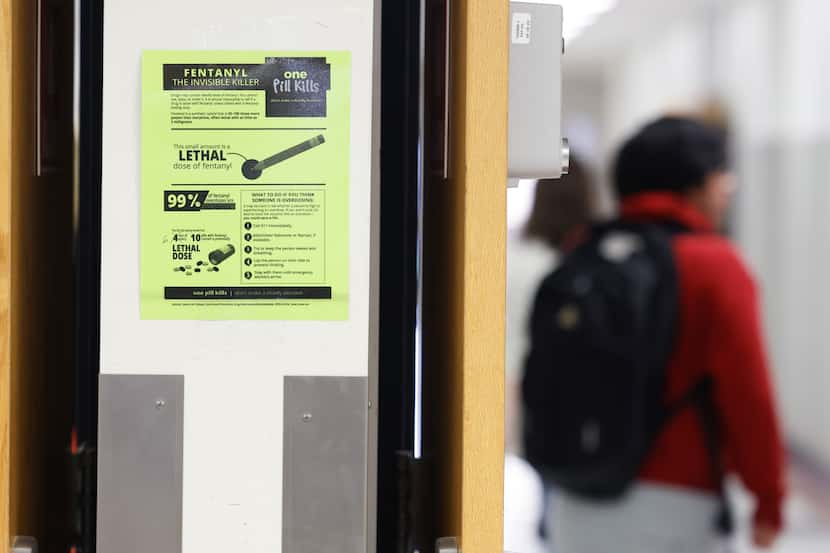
[512,12,532,44]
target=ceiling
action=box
[562,0,725,79]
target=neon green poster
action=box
[141,51,351,320]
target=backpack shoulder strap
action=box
[665,377,735,535]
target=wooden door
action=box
[0,0,509,551]
[1,1,74,551]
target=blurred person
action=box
[506,159,599,385]
[505,156,598,451]
[506,160,599,451]
[504,159,598,553]
[522,117,785,553]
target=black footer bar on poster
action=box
[164,286,332,300]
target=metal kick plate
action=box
[97,374,184,553]
[283,376,369,553]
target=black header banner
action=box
[162,58,331,117]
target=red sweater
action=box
[622,192,787,530]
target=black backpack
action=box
[521,220,733,532]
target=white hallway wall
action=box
[579,0,830,466]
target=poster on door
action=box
[140,50,351,320]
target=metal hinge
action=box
[436,536,459,553]
[11,536,38,553]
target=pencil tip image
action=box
[241,134,326,180]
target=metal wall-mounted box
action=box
[508,2,568,180]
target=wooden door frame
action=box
[1,0,12,544]
[430,1,508,552]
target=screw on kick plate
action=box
[155,399,166,410]
[241,135,326,180]
[302,412,313,422]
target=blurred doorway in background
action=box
[505,1,830,551]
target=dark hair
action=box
[613,116,728,198]
[524,156,597,249]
